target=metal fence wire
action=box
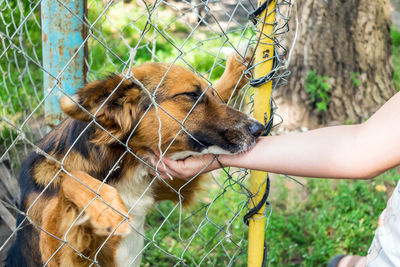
[0,0,293,266]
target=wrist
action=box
[217,137,265,169]
[216,153,237,168]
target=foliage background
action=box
[1,0,400,266]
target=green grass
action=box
[141,169,399,266]
[86,1,250,82]
[2,2,400,266]
[0,2,43,153]
[143,170,250,266]
[265,170,398,266]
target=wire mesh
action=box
[0,0,293,266]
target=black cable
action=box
[248,0,272,25]
[243,174,270,226]
[249,50,278,88]
[261,104,274,136]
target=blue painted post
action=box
[41,0,87,126]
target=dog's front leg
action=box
[213,47,254,102]
[39,171,131,266]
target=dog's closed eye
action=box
[173,91,202,101]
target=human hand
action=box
[151,152,222,180]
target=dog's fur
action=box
[6,50,263,267]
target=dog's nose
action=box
[248,121,264,138]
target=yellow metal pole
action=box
[248,1,276,266]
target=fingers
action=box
[149,152,181,180]
[150,152,220,180]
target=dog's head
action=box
[60,51,264,159]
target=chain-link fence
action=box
[0,0,293,266]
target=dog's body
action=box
[6,50,263,267]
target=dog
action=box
[5,48,264,267]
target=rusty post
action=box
[41,0,87,127]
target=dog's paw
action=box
[225,45,254,73]
[62,171,132,236]
[238,44,255,63]
[84,186,132,236]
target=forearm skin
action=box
[218,92,400,179]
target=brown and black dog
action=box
[6,49,264,267]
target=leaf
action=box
[305,69,331,114]
[316,102,327,111]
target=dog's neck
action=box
[68,120,151,184]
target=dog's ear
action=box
[60,76,142,143]
[60,94,92,121]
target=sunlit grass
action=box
[142,167,399,266]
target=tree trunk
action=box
[275,0,396,130]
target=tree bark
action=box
[275,0,396,130]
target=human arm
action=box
[156,92,400,180]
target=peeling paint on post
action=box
[42,0,87,127]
